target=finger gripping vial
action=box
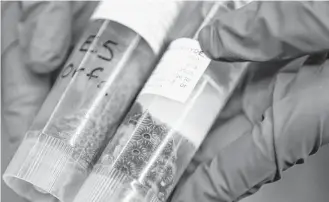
[3,1,183,202]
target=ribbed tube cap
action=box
[3,131,89,202]
[73,167,160,202]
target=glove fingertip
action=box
[198,24,227,61]
[28,37,70,74]
[27,2,72,74]
[27,59,62,74]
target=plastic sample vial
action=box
[3,1,183,202]
[72,1,251,202]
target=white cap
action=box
[91,0,183,54]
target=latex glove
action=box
[2,1,98,151]
[171,2,329,202]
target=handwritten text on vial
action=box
[59,34,118,96]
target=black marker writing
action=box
[80,35,118,62]
[61,63,85,78]
[72,68,85,77]
[80,35,96,53]
[97,81,106,88]
[87,67,104,80]
[61,63,75,78]
[98,40,118,61]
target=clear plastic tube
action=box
[3,1,183,202]
[73,1,251,202]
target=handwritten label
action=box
[59,34,119,96]
[79,35,118,62]
[141,38,211,103]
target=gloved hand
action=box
[171,1,329,202]
[2,1,98,150]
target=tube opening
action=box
[3,133,89,202]
[3,174,59,202]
